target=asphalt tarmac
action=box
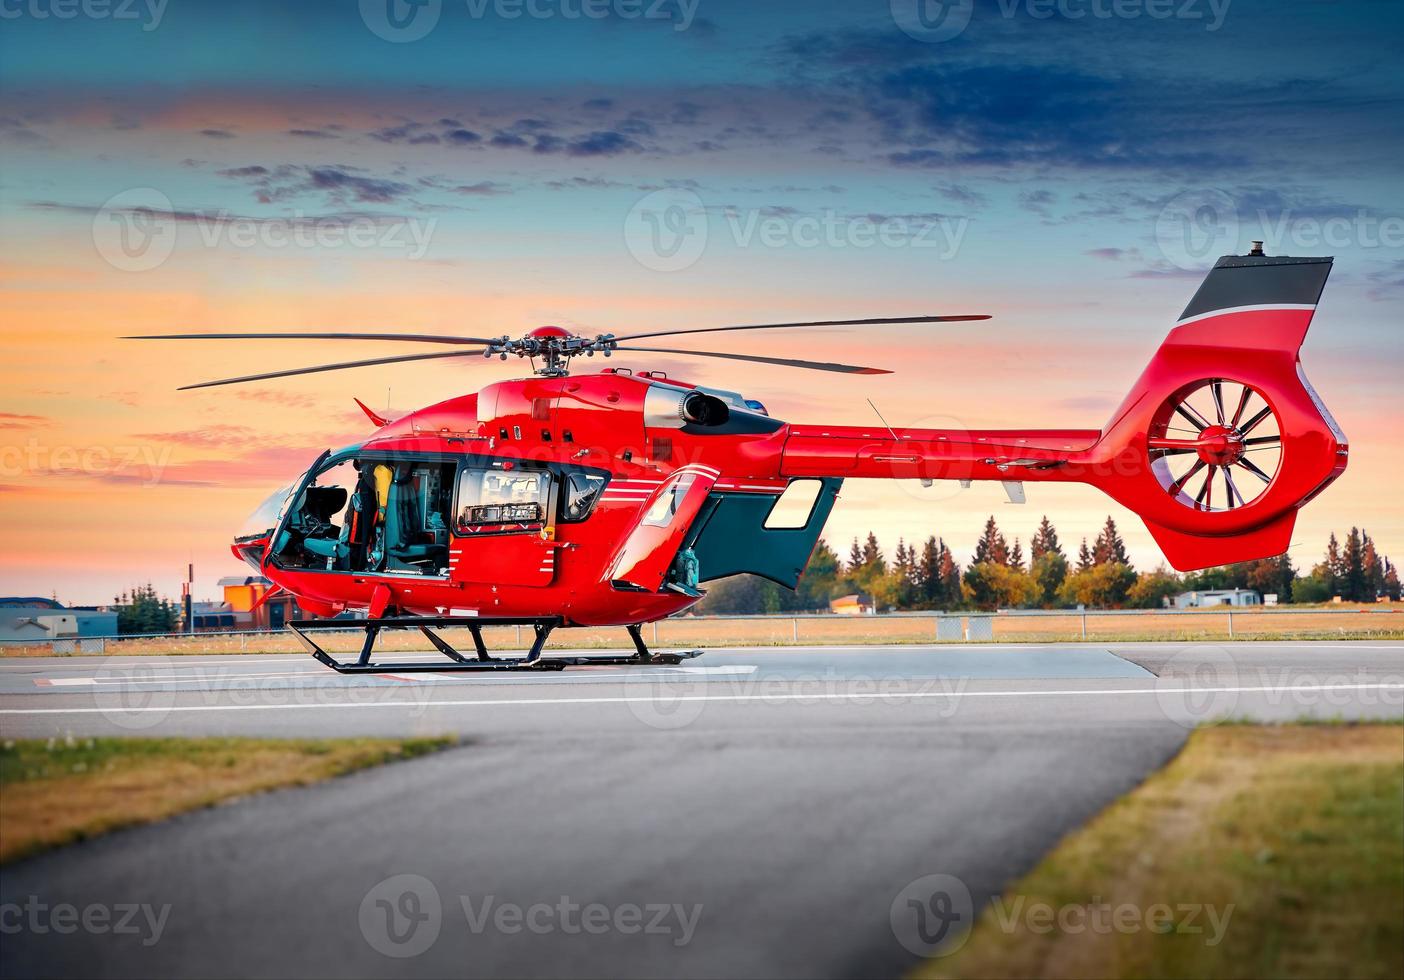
[1,641,1401,979]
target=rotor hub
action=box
[1195,425,1245,466]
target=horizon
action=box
[2,0,1401,605]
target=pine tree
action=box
[1030,516,1062,562]
[918,536,940,604]
[1092,516,1131,569]
[972,516,1009,567]
[1009,538,1025,571]
[862,532,885,574]
[798,539,842,609]
[1384,560,1401,602]
[1362,532,1384,600]
[1324,533,1343,596]
[1343,527,1367,601]
[938,538,961,608]
[848,537,864,572]
[1077,539,1093,572]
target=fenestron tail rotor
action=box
[130,312,991,387]
[1148,379,1282,512]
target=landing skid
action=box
[289,617,702,674]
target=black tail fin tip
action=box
[1180,254,1333,323]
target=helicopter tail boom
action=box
[779,252,1346,571]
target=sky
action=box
[1,0,1401,605]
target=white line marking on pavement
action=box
[1,683,1400,716]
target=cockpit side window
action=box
[561,471,607,523]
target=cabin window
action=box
[642,473,697,528]
[455,465,551,532]
[764,479,823,529]
[561,472,607,522]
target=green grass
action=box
[914,724,1404,979]
[0,735,457,863]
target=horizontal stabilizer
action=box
[1142,511,1296,572]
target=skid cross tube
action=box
[289,617,702,674]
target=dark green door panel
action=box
[685,478,842,589]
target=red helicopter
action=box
[134,248,1347,673]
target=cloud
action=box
[1086,247,1133,261]
[30,199,415,228]
[235,390,320,410]
[215,164,414,206]
[287,128,339,140]
[567,130,643,156]
[133,425,264,448]
[0,413,50,429]
[449,181,509,196]
[199,128,236,139]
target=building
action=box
[0,597,119,643]
[211,576,301,630]
[829,593,874,616]
[1174,588,1262,609]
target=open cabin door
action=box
[606,469,718,592]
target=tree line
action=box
[697,517,1400,614]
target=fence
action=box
[2,606,1399,657]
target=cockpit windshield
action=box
[238,483,296,541]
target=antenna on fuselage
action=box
[867,398,899,440]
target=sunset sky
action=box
[2,0,1401,605]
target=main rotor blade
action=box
[613,346,890,375]
[611,314,990,343]
[178,349,488,390]
[128,331,497,345]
